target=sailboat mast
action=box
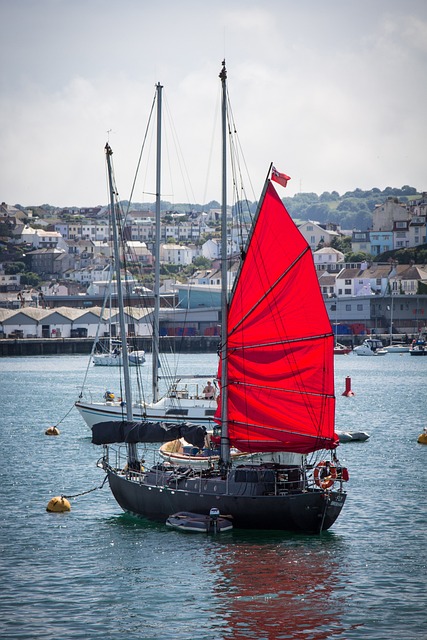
[105,143,133,420]
[152,82,163,403]
[219,61,230,467]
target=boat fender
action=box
[337,466,349,482]
[46,496,71,512]
[314,461,337,489]
[45,426,60,436]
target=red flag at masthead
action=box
[271,166,291,188]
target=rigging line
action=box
[125,91,157,220]
[225,87,257,203]
[79,269,114,396]
[118,213,148,406]
[163,94,197,206]
[201,81,220,205]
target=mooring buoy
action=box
[45,426,60,436]
[46,496,71,512]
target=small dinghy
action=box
[337,431,370,443]
[166,508,233,533]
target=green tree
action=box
[344,251,373,262]
[192,256,212,269]
[5,261,26,275]
[20,272,41,286]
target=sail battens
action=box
[229,245,311,338]
[229,381,334,399]
[229,332,334,352]
[215,180,336,454]
[230,419,335,438]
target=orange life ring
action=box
[314,461,337,489]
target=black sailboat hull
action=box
[106,468,346,534]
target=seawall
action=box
[0,336,221,357]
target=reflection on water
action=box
[210,533,352,640]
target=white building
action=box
[20,227,68,251]
[159,244,194,266]
[297,221,340,251]
[313,247,345,270]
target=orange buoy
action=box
[342,376,355,397]
[45,426,60,436]
[46,496,71,512]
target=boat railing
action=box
[101,445,347,494]
[167,380,217,401]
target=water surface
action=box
[0,353,425,639]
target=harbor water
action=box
[0,352,426,639]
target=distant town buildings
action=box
[0,194,426,338]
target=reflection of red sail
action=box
[216,181,337,454]
[215,541,345,639]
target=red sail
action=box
[216,180,337,454]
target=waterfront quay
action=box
[0,332,414,357]
[0,335,222,357]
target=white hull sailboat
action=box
[92,346,146,367]
[76,390,217,430]
[89,63,349,534]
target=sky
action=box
[1,0,426,209]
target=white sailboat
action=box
[92,279,146,367]
[75,85,216,431]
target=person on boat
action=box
[203,381,216,399]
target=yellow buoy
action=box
[45,426,60,436]
[417,432,427,445]
[46,496,71,512]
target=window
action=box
[346,304,351,311]
[344,288,351,295]
[345,279,351,285]
[357,304,363,311]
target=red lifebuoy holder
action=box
[314,461,338,489]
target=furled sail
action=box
[92,420,207,449]
[216,180,337,454]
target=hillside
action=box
[282,185,421,231]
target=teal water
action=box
[0,353,426,639]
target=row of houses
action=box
[0,304,222,340]
[2,289,425,340]
[2,193,426,286]
[0,306,153,340]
